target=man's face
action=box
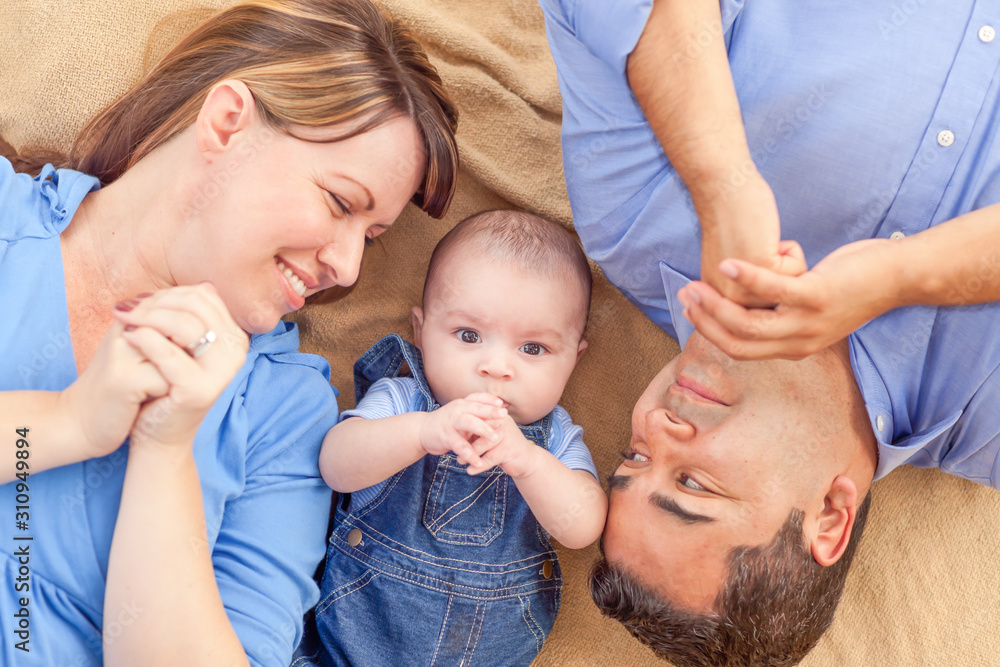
[602,332,844,611]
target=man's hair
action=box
[423,209,593,323]
[590,493,873,667]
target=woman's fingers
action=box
[114,305,207,353]
[121,326,218,406]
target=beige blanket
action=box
[3,0,999,664]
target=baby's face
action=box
[413,253,587,424]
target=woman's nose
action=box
[317,234,364,287]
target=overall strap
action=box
[352,334,435,408]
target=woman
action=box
[0,1,457,665]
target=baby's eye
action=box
[679,473,706,492]
[520,343,547,356]
[458,330,480,344]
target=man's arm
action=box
[677,201,1000,359]
[627,0,804,303]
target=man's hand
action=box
[697,173,807,305]
[678,238,896,360]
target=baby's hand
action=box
[420,394,507,467]
[466,415,538,479]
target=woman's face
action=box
[175,115,425,334]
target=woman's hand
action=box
[61,320,170,460]
[678,238,897,360]
[111,284,249,447]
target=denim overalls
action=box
[294,335,561,667]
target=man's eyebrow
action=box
[649,493,716,525]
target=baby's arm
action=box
[319,389,507,493]
[470,417,607,549]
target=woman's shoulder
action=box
[0,157,100,242]
[242,321,339,421]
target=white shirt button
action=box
[980,25,996,43]
[889,231,905,240]
[937,130,955,147]
[876,415,885,432]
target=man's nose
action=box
[645,408,695,446]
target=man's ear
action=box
[576,338,588,361]
[809,475,859,567]
[411,306,425,348]
[195,79,256,161]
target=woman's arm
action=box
[1,321,167,484]
[677,201,1000,360]
[102,284,252,667]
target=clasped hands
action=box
[419,395,538,479]
[681,175,895,360]
[64,283,248,459]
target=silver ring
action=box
[186,330,216,358]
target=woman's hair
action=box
[7,0,458,218]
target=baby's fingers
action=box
[452,412,500,444]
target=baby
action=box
[297,210,607,667]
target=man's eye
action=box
[520,343,546,356]
[679,473,706,492]
[364,236,375,248]
[620,448,650,463]
[459,330,480,344]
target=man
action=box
[538,0,1000,664]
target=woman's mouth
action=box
[277,259,307,297]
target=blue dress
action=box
[0,158,339,667]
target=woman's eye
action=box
[679,473,706,492]
[520,342,546,356]
[328,192,350,215]
[459,330,480,344]
[620,449,650,463]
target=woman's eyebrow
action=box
[334,174,375,210]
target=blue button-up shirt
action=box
[539,0,1000,488]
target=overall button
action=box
[937,130,955,147]
[542,561,553,579]
[889,231,905,240]
[980,25,996,43]
[347,528,363,546]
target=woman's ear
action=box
[195,79,256,160]
[809,475,859,567]
[411,306,425,348]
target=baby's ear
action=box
[411,306,425,347]
[576,338,588,361]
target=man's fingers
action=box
[718,260,803,305]
[685,285,808,342]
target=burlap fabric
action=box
[2,1,999,664]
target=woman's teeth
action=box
[277,260,307,297]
